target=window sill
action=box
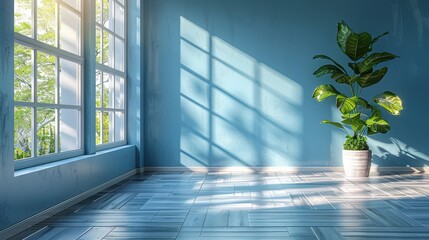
[14,145,135,177]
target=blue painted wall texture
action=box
[144,0,429,168]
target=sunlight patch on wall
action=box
[179,16,303,167]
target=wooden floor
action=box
[10,171,429,239]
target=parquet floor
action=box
[10,171,429,239]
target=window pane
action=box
[14,107,33,160]
[114,111,124,141]
[14,44,33,102]
[37,51,56,104]
[37,108,56,156]
[15,0,33,37]
[96,27,102,63]
[60,109,80,152]
[114,76,124,109]
[103,73,114,108]
[102,0,112,30]
[60,5,81,55]
[102,30,113,67]
[114,2,124,38]
[59,59,80,105]
[96,70,102,108]
[96,0,102,24]
[102,111,113,143]
[62,0,80,11]
[96,110,102,144]
[114,37,124,71]
[37,0,57,46]
[118,0,124,6]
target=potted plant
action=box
[312,21,404,177]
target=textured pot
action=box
[342,150,372,177]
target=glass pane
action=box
[118,0,124,6]
[37,51,56,104]
[96,27,102,63]
[96,110,102,144]
[102,0,113,30]
[60,5,81,55]
[37,108,56,156]
[14,107,33,160]
[102,111,113,143]
[114,2,124,38]
[96,0,102,23]
[15,0,33,37]
[60,109,80,152]
[103,73,114,108]
[14,44,33,102]
[114,111,124,141]
[96,70,102,108]
[114,37,124,71]
[114,76,124,109]
[102,30,113,67]
[37,0,57,46]
[62,0,80,11]
[60,59,80,105]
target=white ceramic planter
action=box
[342,150,372,177]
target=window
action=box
[14,0,83,163]
[95,0,126,146]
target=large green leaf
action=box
[357,98,369,108]
[351,120,366,132]
[348,62,361,74]
[368,105,382,117]
[336,95,358,114]
[359,52,397,74]
[371,31,389,46]
[313,64,342,77]
[373,91,403,115]
[313,65,350,84]
[366,116,390,133]
[337,21,372,61]
[321,120,345,130]
[331,72,351,84]
[313,54,348,73]
[357,67,388,88]
[337,21,353,53]
[312,84,340,102]
[367,128,377,135]
[341,112,361,124]
[341,112,365,132]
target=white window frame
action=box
[95,0,127,150]
[14,0,84,170]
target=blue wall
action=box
[144,0,429,168]
[0,0,142,232]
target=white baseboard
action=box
[0,169,136,240]
[142,166,429,174]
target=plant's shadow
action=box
[372,138,428,174]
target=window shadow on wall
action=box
[179,17,304,169]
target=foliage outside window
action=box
[95,0,126,145]
[14,0,82,161]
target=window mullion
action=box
[15,33,83,63]
[56,56,60,154]
[33,0,37,39]
[56,1,59,49]
[33,48,38,158]
[95,63,125,77]
[100,71,104,143]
